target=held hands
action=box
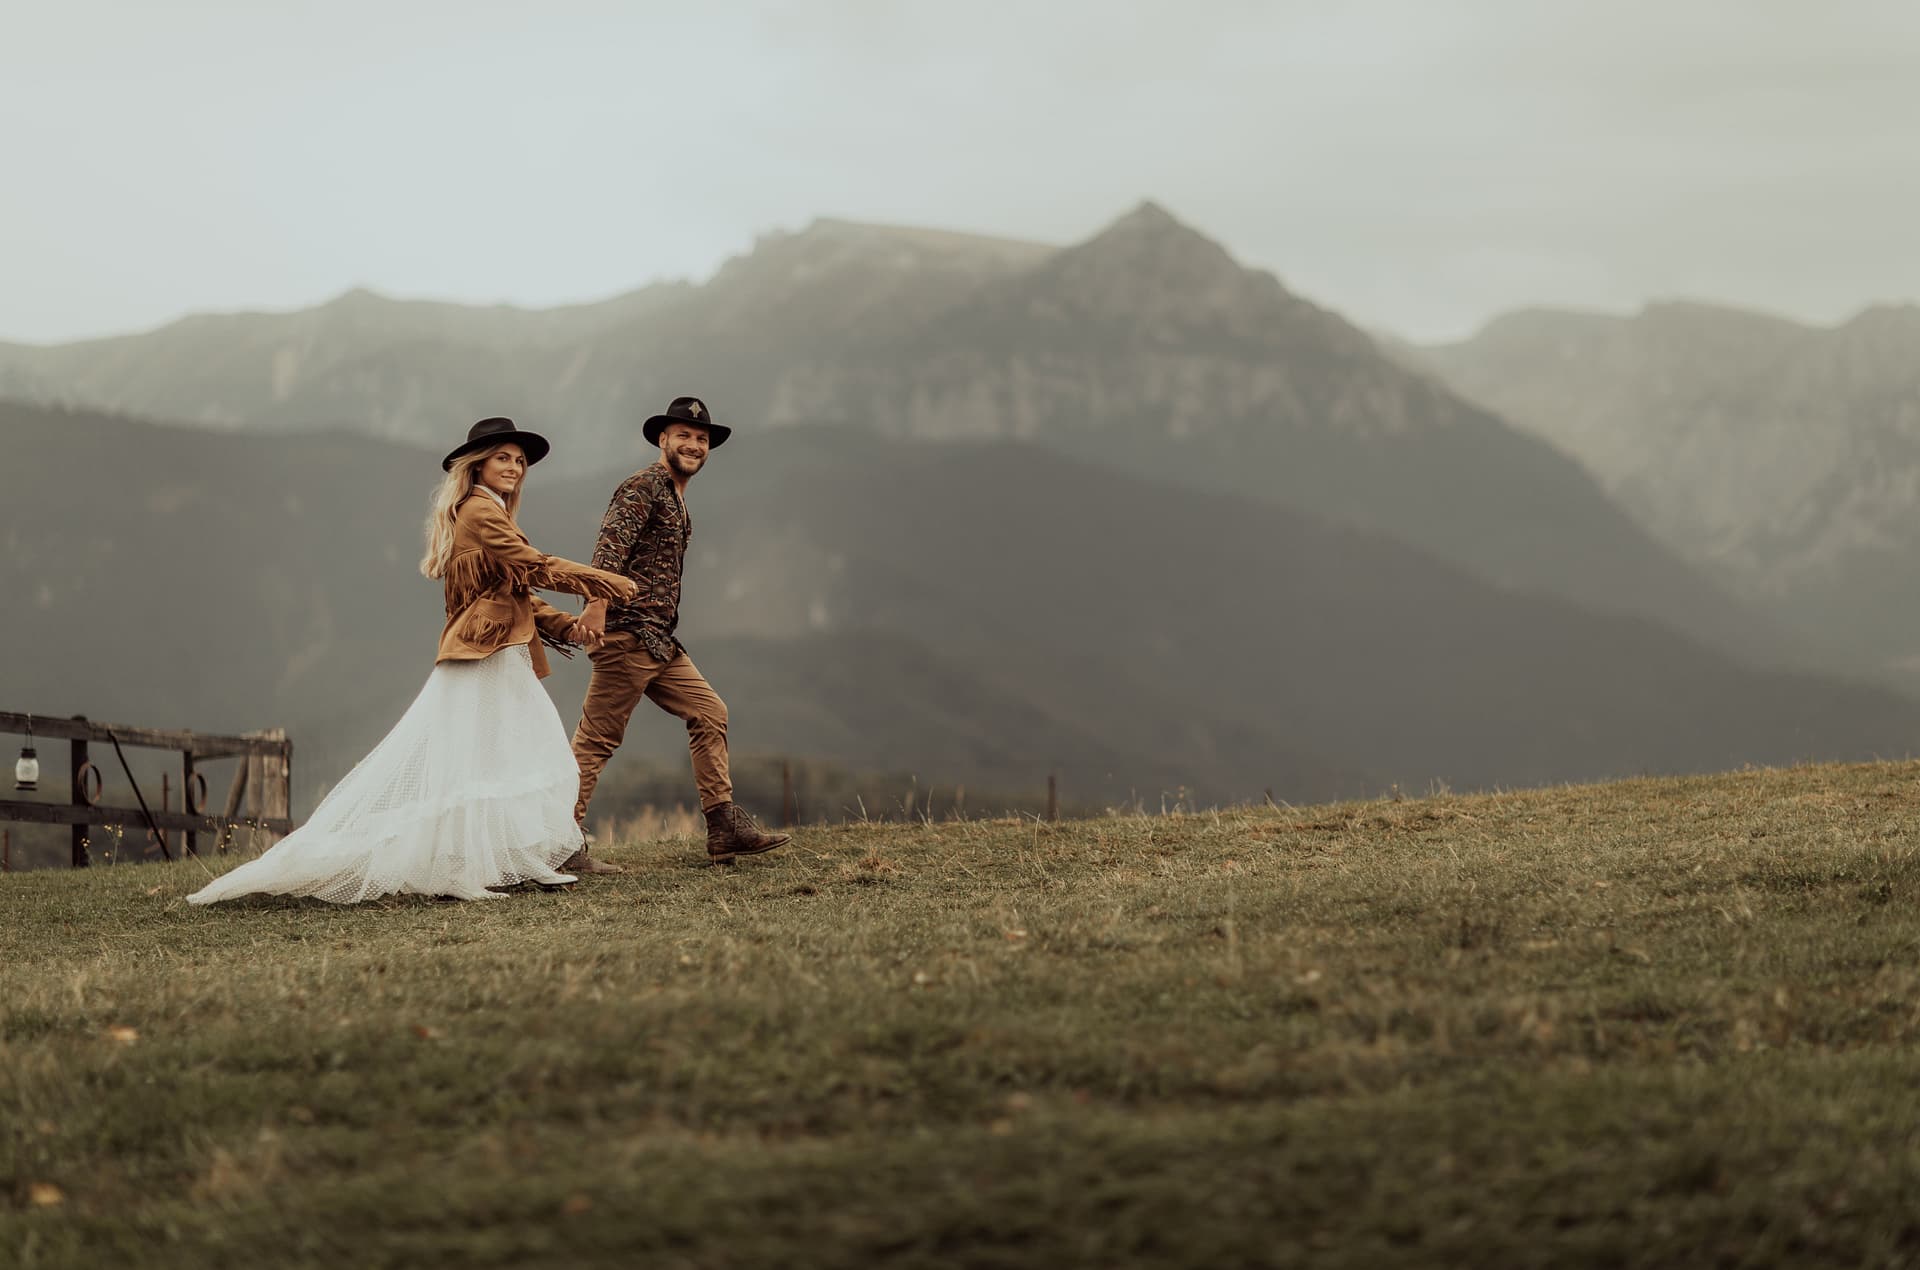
[565,617,605,651]
[570,599,611,651]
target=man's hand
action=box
[564,618,603,650]
[576,599,609,649]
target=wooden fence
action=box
[0,712,291,869]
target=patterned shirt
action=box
[590,463,691,662]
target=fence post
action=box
[781,758,796,828]
[69,716,89,869]
[182,752,197,856]
[251,728,291,848]
[1046,772,1058,824]
[157,772,172,860]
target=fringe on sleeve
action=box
[532,556,635,602]
[447,549,587,608]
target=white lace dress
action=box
[187,643,581,904]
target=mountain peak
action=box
[1110,199,1179,230]
[1089,199,1216,247]
[1068,200,1246,288]
[321,286,392,310]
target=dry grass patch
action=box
[5,761,1920,1267]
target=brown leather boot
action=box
[705,802,790,863]
[563,831,625,875]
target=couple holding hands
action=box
[189,398,787,906]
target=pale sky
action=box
[3,0,1915,345]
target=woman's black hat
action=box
[442,417,552,471]
[644,396,731,448]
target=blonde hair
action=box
[420,448,524,579]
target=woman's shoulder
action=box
[455,492,512,524]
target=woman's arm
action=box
[458,497,637,603]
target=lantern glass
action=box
[14,746,38,792]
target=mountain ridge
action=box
[1,203,1797,671]
[5,399,1915,824]
[1422,298,1920,667]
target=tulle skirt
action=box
[188,644,582,905]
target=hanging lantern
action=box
[15,715,39,792]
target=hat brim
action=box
[644,416,731,448]
[442,430,552,471]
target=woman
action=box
[189,417,638,905]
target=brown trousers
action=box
[570,631,731,823]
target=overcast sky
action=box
[3,0,1915,344]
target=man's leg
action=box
[567,632,659,870]
[645,655,788,861]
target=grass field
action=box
[5,761,1920,1268]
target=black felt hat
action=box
[643,396,731,448]
[441,417,552,471]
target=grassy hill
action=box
[5,760,1919,1267]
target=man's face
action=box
[660,423,710,478]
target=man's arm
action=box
[579,477,649,643]
[590,475,649,574]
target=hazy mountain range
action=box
[0,203,1791,672]
[5,400,1917,826]
[5,202,1917,821]
[1417,301,1920,669]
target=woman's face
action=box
[478,444,528,497]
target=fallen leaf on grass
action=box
[29,1183,64,1207]
[106,1026,139,1044]
[411,1024,442,1040]
[561,1194,593,1216]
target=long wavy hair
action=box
[420,449,523,579]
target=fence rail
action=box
[0,713,288,761]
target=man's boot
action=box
[705,802,790,863]
[563,830,625,876]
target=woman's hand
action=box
[566,615,605,651]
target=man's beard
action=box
[667,451,702,477]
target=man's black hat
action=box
[442,417,552,471]
[644,396,731,448]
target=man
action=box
[564,395,791,869]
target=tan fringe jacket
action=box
[435,492,637,679]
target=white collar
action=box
[479,486,508,510]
